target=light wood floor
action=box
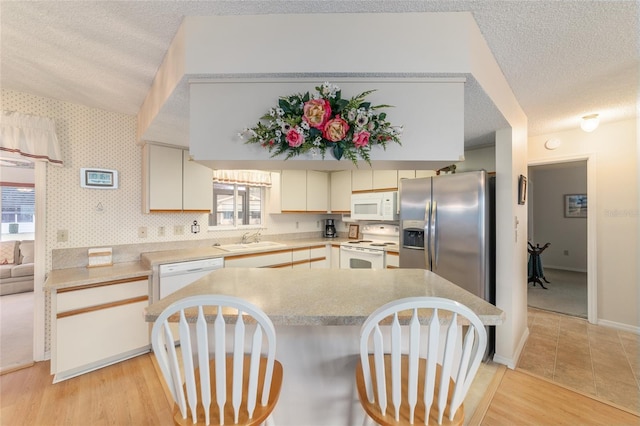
[1,353,638,425]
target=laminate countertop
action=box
[144,267,504,326]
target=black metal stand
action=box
[528,242,550,289]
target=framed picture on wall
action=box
[564,194,587,218]
[518,175,527,205]
[348,224,359,239]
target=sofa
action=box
[0,240,34,296]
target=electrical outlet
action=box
[295,221,299,229]
[158,226,165,237]
[138,226,147,238]
[56,229,68,242]
[174,225,184,235]
[317,221,320,228]
[563,250,569,256]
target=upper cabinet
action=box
[330,170,351,213]
[352,170,399,192]
[276,170,330,213]
[143,144,213,213]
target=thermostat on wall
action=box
[80,168,118,189]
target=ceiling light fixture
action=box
[580,114,599,132]
[544,138,561,150]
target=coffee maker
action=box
[324,219,337,238]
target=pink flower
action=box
[303,99,332,129]
[353,131,370,148]
[286,128,304,147]
[323,115,350,142]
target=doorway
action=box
[0,159,35,372]
[527,160,590,319]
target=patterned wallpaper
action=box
[1,89,327,354]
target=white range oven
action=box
[340,224,399,269]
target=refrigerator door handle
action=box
[431,201,438,269]
[424,201,431,269]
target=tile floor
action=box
[518,307,640,413]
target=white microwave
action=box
[350,191,398,221]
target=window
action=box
[209,183,264,227]
[1,186,35,235]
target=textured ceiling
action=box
[1,1,638,148]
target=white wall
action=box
[529,163,587,271]
[457,145,496,173]
[529,118,638,329]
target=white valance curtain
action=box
[0,111,63,165]
[212,170,272,187]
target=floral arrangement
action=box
[240,82,402,165]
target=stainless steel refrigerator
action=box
[399,171,495,304]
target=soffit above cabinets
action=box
[138,13,511,169]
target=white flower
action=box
[300,121,310,130]
[275,130,282,138]
[347,109,357,121]
[276,108,285,116]
[269,108,276,117]
[356,113,369,128]
[281,122,292,133]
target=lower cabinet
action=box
[330,244,341,269]
[51,277,150,383]
[224,249,293,268]
[225,246,329,269]
[386,251,399,268]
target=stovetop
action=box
[340,223,399,250]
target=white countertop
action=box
[144,268,504,326]
[44,261,151,290]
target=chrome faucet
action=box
[252,229,262,243]
[241,232,251,244]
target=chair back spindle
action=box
[151,295,283,426]
[356,297,487,426]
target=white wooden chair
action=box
[151,295,283,426]
[356,297,487,426]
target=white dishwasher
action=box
[158,257,224,299]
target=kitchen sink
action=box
[216,241,287,252]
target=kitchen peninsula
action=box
[145,267,504,426]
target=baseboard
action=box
[597,319,640,335]
[544,265,587,273]
[493,327,529,369]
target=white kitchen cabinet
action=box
[386,251,399,269]
[415,170,437,178]
[51,277,150,383]
[330,170,352,213]
[306,170,329,212]
[280,170,307,211]
[372,170,398,191]
[143,143,213,213]
[182,153,214,211]
[351,170,373,192]
[224,249,293,268]
[330,244,341,269]
[291,247,311,269]
[352,170,399,192]
[279,170,329,213]
[309,245,329,269]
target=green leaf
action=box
[359,102,371,110]
[278,99,292,114]
[332,144,344,161]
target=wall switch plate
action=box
[174,225,184,235]
[56,229,68,242]
[138,226,147,238]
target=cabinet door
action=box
[330,244,341,269]
[415,170,437,178]
[306,170,329,213]
[386,251,399,269]
[330,170,352,213]
[147,144,183,211]
[224,250,292,268]
[183,153,213,212]
[373,170,398,190]
[292,247,311,269]
[351,170,373,192]
[309,245,328,269]
[53,278,150,382]
[281,170,307,212]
